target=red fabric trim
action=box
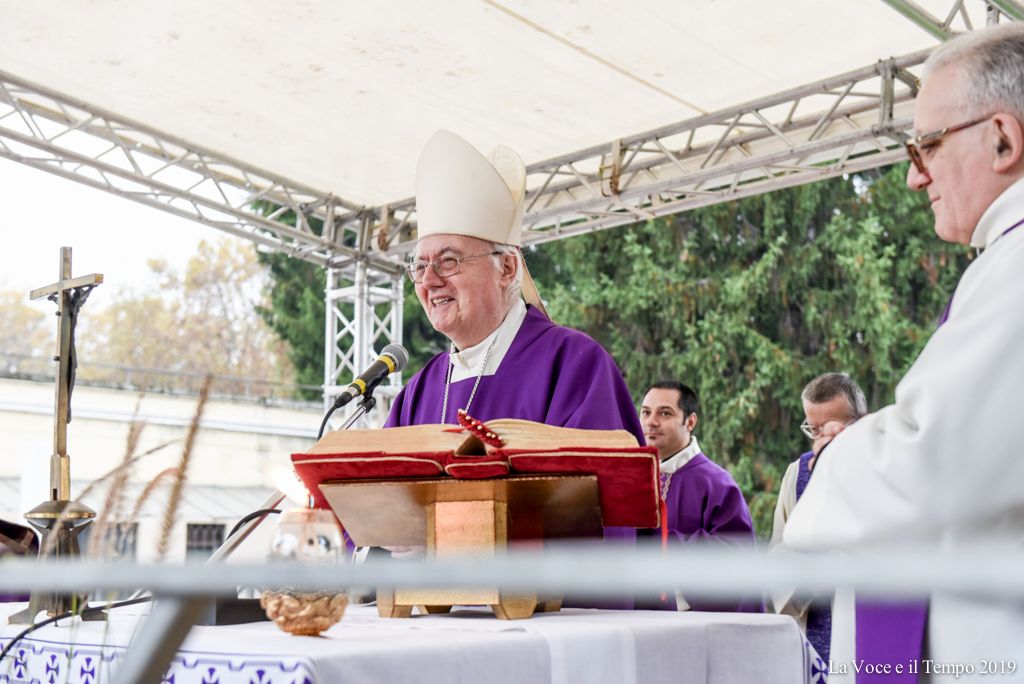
[506,452,659,527]
[291,451,446,509]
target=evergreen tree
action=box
[532,163,969,535]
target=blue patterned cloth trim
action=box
[0,635,318,684]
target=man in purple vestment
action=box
[379,131,642,569]
[384,130,641,441]
[637,381,761,613]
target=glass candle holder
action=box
[261,508,347,636]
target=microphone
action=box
[332,344,409,409]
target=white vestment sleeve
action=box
[785,227,1024,550]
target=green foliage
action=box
[534,163,970,538]
[257,252,326,398]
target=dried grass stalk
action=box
[90,397,146,558]
[40,437,177,558]
[127,467,181,523]
[156,375,212,562]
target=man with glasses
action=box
[769,373,866,666]
[386,128,642,444]
[785,24,1024,678]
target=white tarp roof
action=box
[0,1,970,207]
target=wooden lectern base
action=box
[319,475,601,620]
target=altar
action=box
[0,602,817,684]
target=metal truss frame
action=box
[372,50,926,253]
[0,69,403,408]
[0,70,390,271]
[324,254,404,417]
[1,2,1018,408]
[881,0,1024,40]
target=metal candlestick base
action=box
[7,499,104,625]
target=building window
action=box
[186,523,225,560]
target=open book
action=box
[292,412,660,528]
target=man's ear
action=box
[499,251,518,286]
[992,113,1024,173]
[686,413,698,432]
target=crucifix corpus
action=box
[8,247,104,624]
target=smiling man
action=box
[784,23,1024,679]
[638,381,759,612]
[385,130,641,443]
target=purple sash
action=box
[855,216,1023,682]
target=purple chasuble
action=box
[636,453,763,613]
[386,306,643,441]
[386,306,644,610]
[851,216,1024,681]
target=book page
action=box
[485,419,639,451]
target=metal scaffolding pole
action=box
[369,49,929,257]
[323,260,404,422]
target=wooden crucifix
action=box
[29,247,103,502]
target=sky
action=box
[0,156,245,314]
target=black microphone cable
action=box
[0,595,153,664]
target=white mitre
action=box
[415,129,526,245]
[414,130,547,314]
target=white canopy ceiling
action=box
[0,0,969,208]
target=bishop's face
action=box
[412,234,513,350]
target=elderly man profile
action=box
[637,381,760,612]
[769,372,867,665]
[386,129,642,445]
[784,23,1024,680]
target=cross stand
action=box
[8,247,104,625]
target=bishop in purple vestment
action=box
[378,131,644,579]
[387,130,642,439]
[386,304,642,440]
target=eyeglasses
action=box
[406,251,500,283]
[905,114,991,175]
[799,419,854,440]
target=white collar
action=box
[660,437,702,475]
[447,298,527,382]
[970,176,1024,249]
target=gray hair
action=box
[490,242,524,308]
[924,23,1024,121]
[801,372,868,418]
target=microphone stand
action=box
[317,377,382,439]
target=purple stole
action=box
[854,216,1024,682]
[796,451,832,664]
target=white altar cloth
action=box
[1,602,816,683]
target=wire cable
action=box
[0,595,152,664]
[226,508,281,540]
